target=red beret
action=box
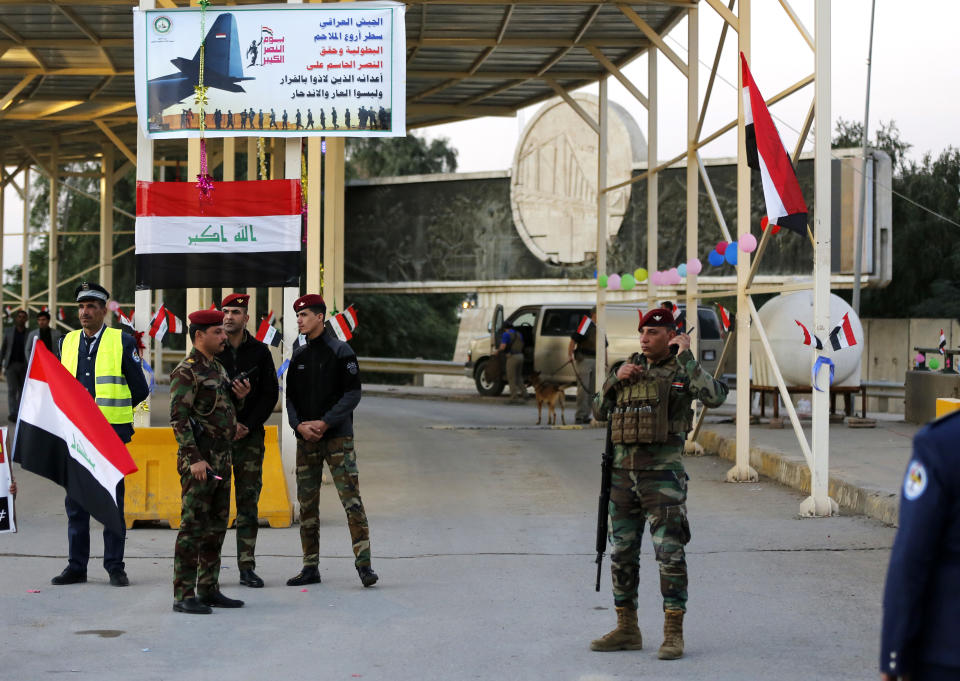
[639,308,676,331]
[293,294,326,312]
[188,309,224,326]
[221,293,249,308]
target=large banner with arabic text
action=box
[133,2,405,138]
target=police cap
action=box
[221,293,250,309]
[188,309,224,326]
[75,281,109,303]
[294,294,326,314]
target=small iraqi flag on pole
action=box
[149,303,169,342]
[12,340,137,535]
[717,304,732,334]
[57,307,65,322]
[328,314,353,342]
[796,320,823,350]
[117,308,135,330]
[940,328,947,355]
[255,318,282,347]
[342,304,358,332]
[741,53,809,235]
[829,313,857,351]
[575,314,592,336]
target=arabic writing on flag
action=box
[135,180,302,289]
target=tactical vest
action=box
[609,354,693,445]
[508,329,524,353]
[61,328,134,424]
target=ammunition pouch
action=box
[609,376,670,445]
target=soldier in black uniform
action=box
[880,409,960,680]
[284,294,378,588]
[216,293,279,589]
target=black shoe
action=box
[108,570,129,587]
[51,568,87,585]
[358,566,379,588]
[286,566,321,586]
[173,597,212,615]
[200,589,244,608]
[239,569,264,588]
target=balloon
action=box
[761,216,769,230]
[668,267,679,282]
[608,274,621,291]
[687,258,702,275]
[598,274,608,289]
[725,243,738,265]
[915,353,926,365]
[739,233,758,253]
[929,358,940,370]
[708,250,724,267]
[621,274,636,290]
[677,263,687,278]
[634,267,648,282]
[107,300,120,312]
[716,241,728,255]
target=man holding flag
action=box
[568,307,599,425]
[52,282,149,587]
[216,293,279,589]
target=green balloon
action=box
[598,274,608,289]
[621,273,636,290]
[634,267,648,282]
[929,357,941,370]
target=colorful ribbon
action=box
[277,358,290,378]
[812,355,835,393]
[141,358,157,393]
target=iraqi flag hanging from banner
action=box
[741,53,808,235]
[12,341,137,535]
[135,179,302,289]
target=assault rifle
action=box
[595,420,614,591]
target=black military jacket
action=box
[216,330,279,431]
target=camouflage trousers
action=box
[231,428,265,570]
[296,436,371,568]
[608,467,691,612]
[173,459,231,601]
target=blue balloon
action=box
[677,263,687,277]
[725,243,738,265]
[708,250,724,267]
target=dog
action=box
[528,371,571,426]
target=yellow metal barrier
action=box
[935,397,960,419]
[124,425,292,529]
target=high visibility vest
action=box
[61,328,134,424]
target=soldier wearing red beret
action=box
[591,307,728,658]
[169,308,251,614]
[216,293,279,589]
[284,294,378,588]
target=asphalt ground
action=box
[1,393,894,681]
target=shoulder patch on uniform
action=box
[903,460,928,501]
[346,360,359,375]
[132,348,141,363]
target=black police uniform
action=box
[881,410,960,680]
[216,330,279,436]
[285,327,360,436]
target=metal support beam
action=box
[685,5,699,361]
[777,0,814,50]
[792,95,815,166]
[801,0,838,517]
[595,75,608,395]
[697,153,733,242]
[99,143,114,299]
[703,0,738,31]
[586,46,648,109]
[48,136,59,316]
[727,0,758,483]
[697,0,735,140]
[93,120,136,165]
[617,4,688,77]
[0,74,35,114]
[544,78,599,133]
[646,47,658,310]
[21,166,30,310]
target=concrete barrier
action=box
[936,397,960,419]
[124,425,292,529]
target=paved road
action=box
[2,395,893,681]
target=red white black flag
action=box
[741,53,808,235]
[255,318,282,347]
[717,304,732,333]
[0,428,15,533]
[575,315,592,337]
[12,341,137,535]
[829,313,857,351]
[327,314,353,342]
[796,320,823,350]
[940,329,947,354]
[342,304,358,332]
[135,179,302,289]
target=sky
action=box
[4,0,959,275]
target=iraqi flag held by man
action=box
[135,179,301,289]
[741,53,808,235]
[12,340,137,535]
[575,315,592,337]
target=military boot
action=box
[657,609,685,660]
[589,606,643,651]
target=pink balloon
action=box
[739,233,758,253]
[687,258,702,275]
[668,267,679,284]
[107,300,120,312]
[607,273,621,291]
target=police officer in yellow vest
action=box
[52,282,149,587]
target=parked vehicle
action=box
[465,302,725,396]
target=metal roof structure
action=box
[0,0,693,165]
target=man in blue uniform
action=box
[880,410,960,680]
[53,282,149,587]
[498,321,525,403]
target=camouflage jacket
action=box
[594,348,728,470]
[170,349,241,472]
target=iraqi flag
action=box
[796,320,823,350]
[255,319,282,347]
[741,53,808,235]
[717,304,732,334]
[939,329,947,355]
[117,308,135,330]
[12,341,137,535]
[575,315,592,337]
[57,307,65,322]
[328,314,353,342]
[829,313,857,351]
[135,179,302,289]
[342,304,358,332]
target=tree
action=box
[345,133,457,180]
[833,119,960,318]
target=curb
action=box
[697,429,900,526]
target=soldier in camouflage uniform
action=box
[217,293,279,589]
[170,309,251,615]
[591,307,727,658]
